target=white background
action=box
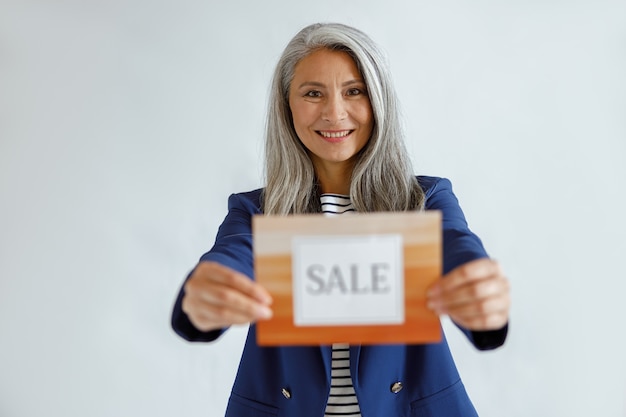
[1,1,625,416]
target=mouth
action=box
[316,130,354,142]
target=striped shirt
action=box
[321,194,361,417]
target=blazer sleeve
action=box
[171,192,261,343]
[420,176,508,350]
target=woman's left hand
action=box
[427,258,510,331]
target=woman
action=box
[172,23,510,417]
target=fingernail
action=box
[259,306,273,319]
[427,300,444,314]
[257,292,273,305]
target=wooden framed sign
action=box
[253,211,442,346]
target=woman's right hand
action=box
[181,261,273,332]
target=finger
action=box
[444,291,511,318]
[437,288,510,331]
[195,281,273,320]
[449,308,510,331]
[430,258,503,295]
[429,275,510,312]
[184,298,266,331]
[196,261,273,305]
[182,286,273,332]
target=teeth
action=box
[319,130,351,138]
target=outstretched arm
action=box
[419,176,510,349]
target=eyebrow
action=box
[296,79,365,89]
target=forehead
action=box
[292,49,363,81]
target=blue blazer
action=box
[172,176,507,417]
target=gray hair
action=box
[262,22,425,214]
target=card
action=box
[253,211,442,346]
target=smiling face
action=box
[288,48,374,179]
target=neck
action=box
[314,162,353,195]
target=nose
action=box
[322,94,347,124]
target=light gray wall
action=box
[1,1,625,416]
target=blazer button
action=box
[390,381,403,394]
[281,388,291,399]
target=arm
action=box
[171,192,273,342]
[419,177,510,350]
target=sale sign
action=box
[253,211,442,346]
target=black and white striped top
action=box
[321,194,361,417]
[321,193,355,216]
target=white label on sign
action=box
[292,234,404,326]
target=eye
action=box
[304,90,322,98]
[346,88,366,96]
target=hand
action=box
[181,261,273,332]
[427,258,510,331]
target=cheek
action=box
[289,102,310,129]
[289,109,314,145]
[355,103,374,130]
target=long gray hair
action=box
[262,23,425,214]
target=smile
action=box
[317,130,353,138]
